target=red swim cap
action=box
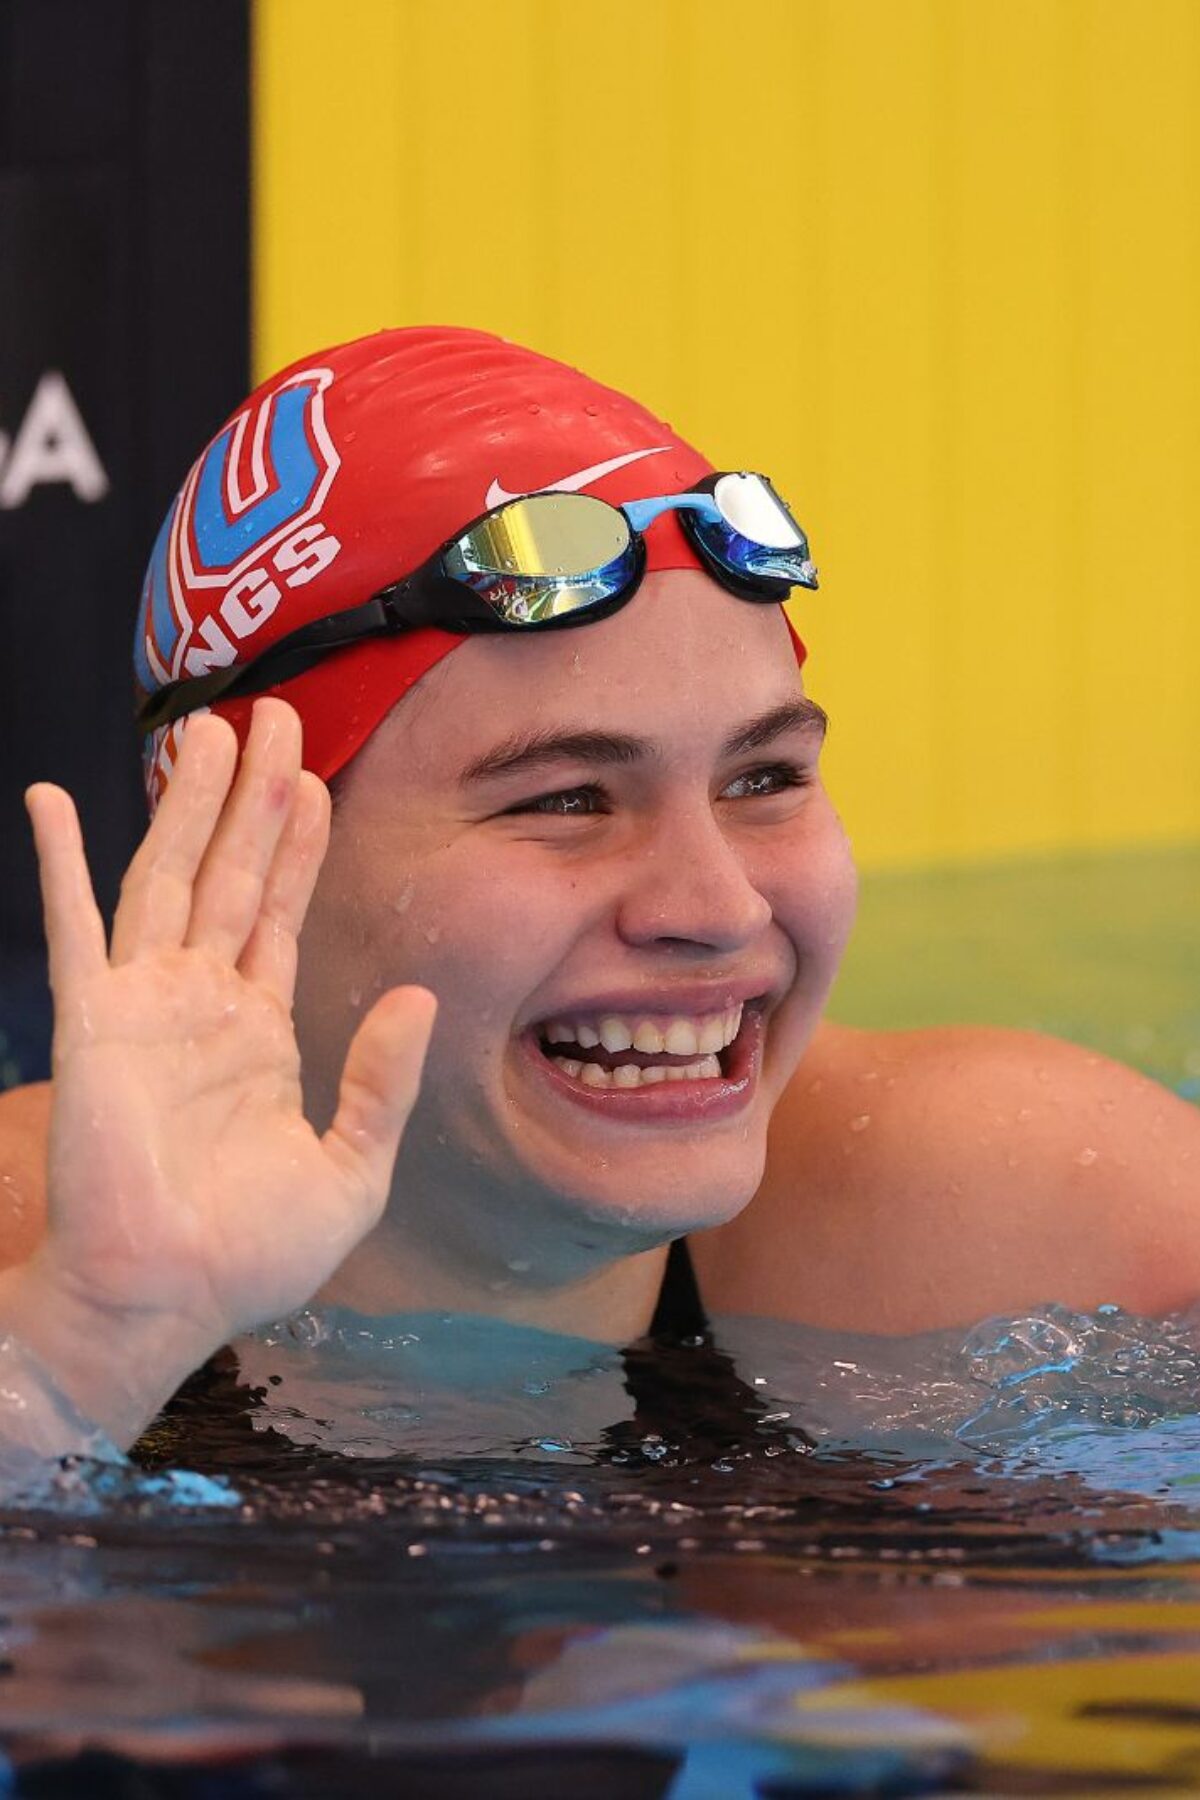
[135,326,805,804]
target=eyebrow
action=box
[459,696,829,785]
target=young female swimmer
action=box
[0,326,1197,1464]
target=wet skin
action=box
[1,571,1199,1403]
[293,568,857,1335]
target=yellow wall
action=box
[254,0,1200,870]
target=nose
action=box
[614,803,773,955]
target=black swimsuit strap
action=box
[648,1236,708,1340]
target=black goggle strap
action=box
[136,589,415,735]
[135,514,608,737]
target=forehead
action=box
[368,570,806,778]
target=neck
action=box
[319,1220,669,1345]
[301,1069,675,1344]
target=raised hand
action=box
[0,700,434,1447]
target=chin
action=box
[518,1129,770,1250]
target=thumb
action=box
[322,986,437,1206]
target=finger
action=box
[185,699,303,964]
[25,785,108,1000]
[110,714,239,964]
[322,987,437,1210]
[237,771,332,1007]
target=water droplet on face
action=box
[527,403,541,415]
[849,1114,872,1133]
[348,986,363,1008]
[424,924,441,944]
[1076,1146,1099,1167]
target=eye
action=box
[504,782,610,817]
[722,761,814,800]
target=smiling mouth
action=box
[533,1001,753,1091]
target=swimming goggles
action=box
[138,472,818,734]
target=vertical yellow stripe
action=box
[254,0,1200,869]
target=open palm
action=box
[25,701,434,1368]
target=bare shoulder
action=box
[0,1082,51,1266]
[690,1020,1200,1333]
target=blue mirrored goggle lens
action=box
[696,473,818,588]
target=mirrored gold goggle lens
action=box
[455,493,630,580]
[445,493,636,623]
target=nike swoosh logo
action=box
[485,446,672,512]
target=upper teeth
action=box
[542,1004,743,1058]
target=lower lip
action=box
[518,1007,765,1126]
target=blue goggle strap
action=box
[621,492,724,535]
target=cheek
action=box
[365,851,584,1038]
[765,802,859,963]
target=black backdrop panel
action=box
[0,168,130,940]
[0,0,249,1084]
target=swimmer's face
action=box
[295,569,857,1272]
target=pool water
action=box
[0,844,1197,1798]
